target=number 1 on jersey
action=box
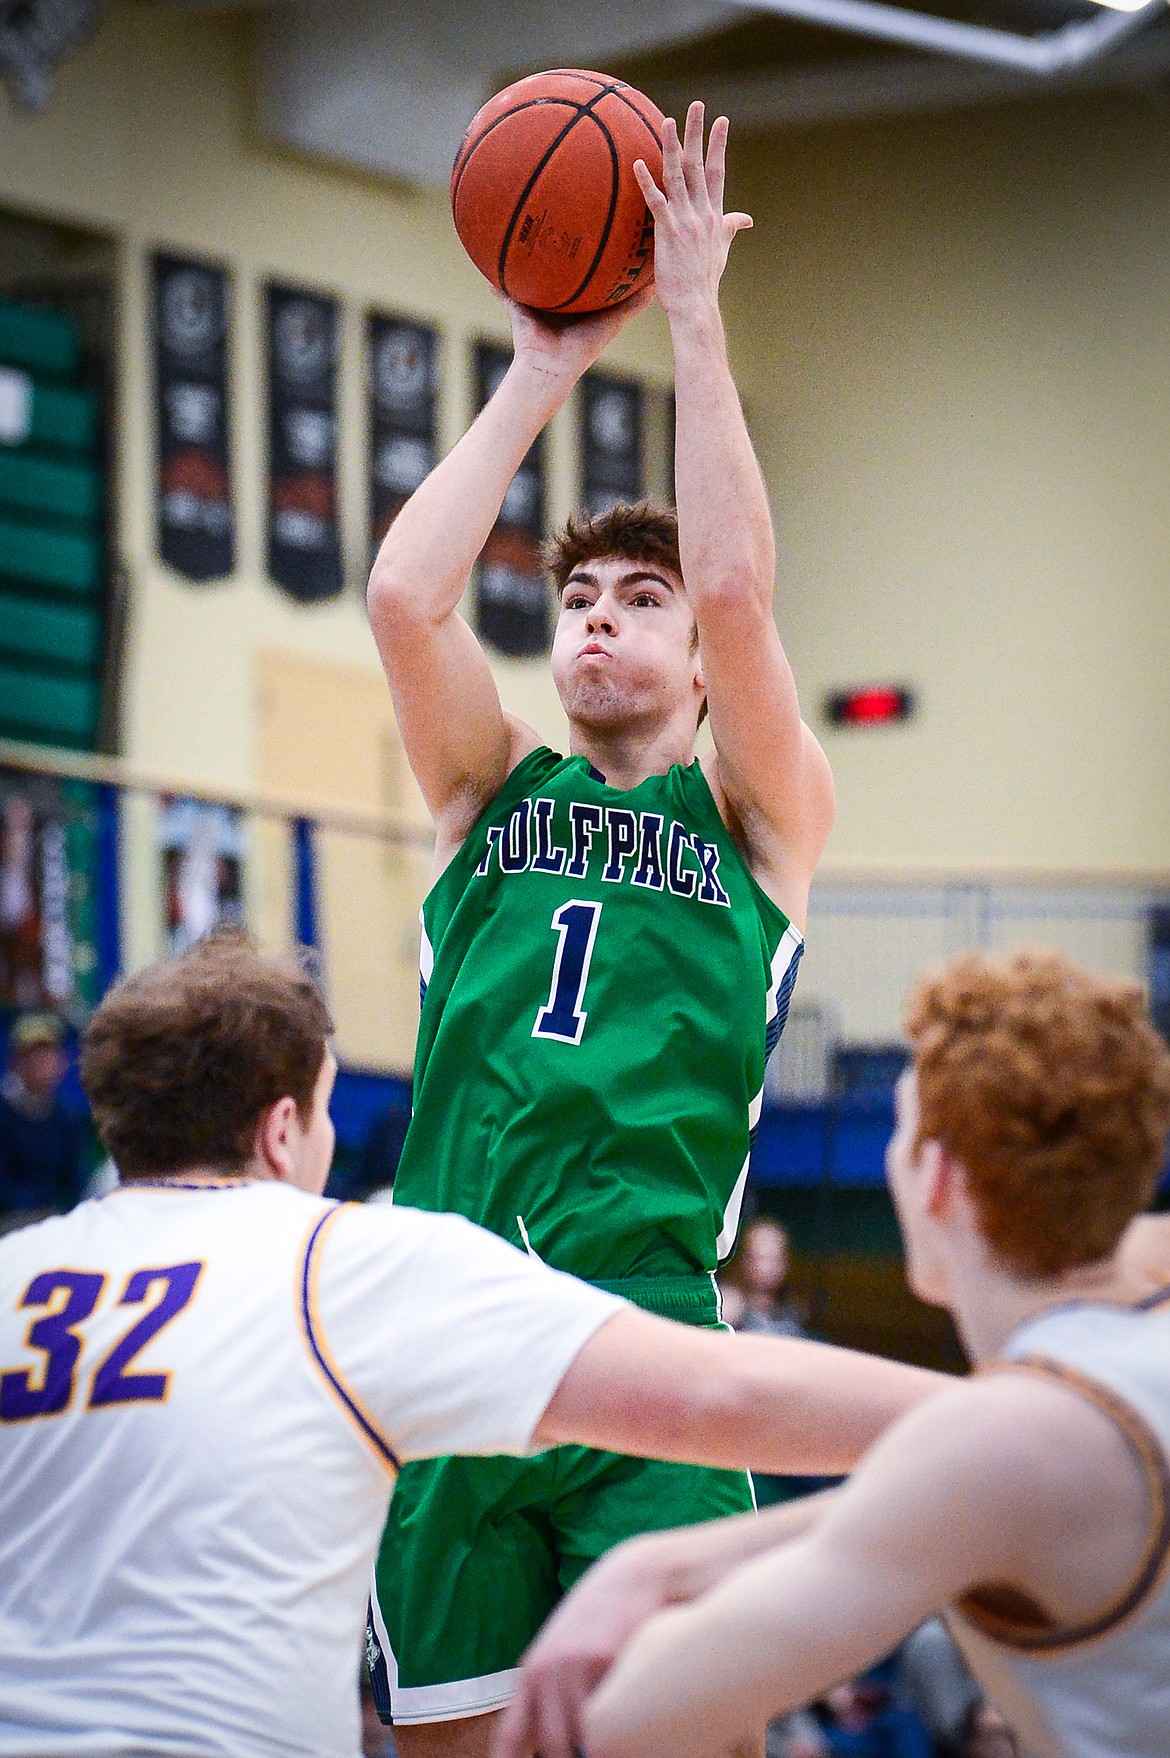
[533,900,602,1045]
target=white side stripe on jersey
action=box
[717,1152,752,1263]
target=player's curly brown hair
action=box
[904,950,1170,1279]
[543,499,682,593]
[81,930,333,1179]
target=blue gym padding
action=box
[293,816,318,951]
[94,784,121,996]
[751,1093,898,1188]
[329,1065,411,1153]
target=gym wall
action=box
[0,0,674,1064]
[3,0,1169,1067]
[725,94,1170,873]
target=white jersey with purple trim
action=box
[948,1289,1170,1758]
[0,1181,622,1758]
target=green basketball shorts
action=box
[365,1277,754,1726]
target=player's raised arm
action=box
[634,108,834,927]
[367,291,652,854]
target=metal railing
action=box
[4,737,1168,1086]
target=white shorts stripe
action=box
[368,1578,520,1724]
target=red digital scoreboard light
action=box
[824,686,915,727]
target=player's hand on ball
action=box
[633,102,752,321]
[506,282,656,403]
[491,1536,676,1758]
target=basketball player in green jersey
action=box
[365,105,837,1754]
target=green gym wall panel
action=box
[28,382,98,455]
[0,450,100,525]
[0,517,100,593]
[0,661,99,744]
[0,591,100,667]
[0,303,80,380]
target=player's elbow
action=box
[366,559,411,618]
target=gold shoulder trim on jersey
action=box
[956,1354,1170,1654]
[296,1205,400,1476]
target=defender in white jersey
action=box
[0,934,942,1758]
[499,950,1170,1758]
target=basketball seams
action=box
[601,89,666,158]
[546,111,621,313]
[494,83,622,302]
[452,98,587,213]
[453,73,662,313]
[494,103,610,295]
[554,71,665,158]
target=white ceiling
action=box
[159,0,1170,185]
[254,0,735,185]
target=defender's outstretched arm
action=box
[635,110,834,928]
[494,1491,840,1758]
[580,1370,1152,1758]
[490,1307,946,1758]
[532,1306,945,1475]
[367,292,652,852]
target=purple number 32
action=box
[0,1262,202,1423]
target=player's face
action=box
[551,557,704,733]
[886,1070,950,1306]
[289,1049,337,1196]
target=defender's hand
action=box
[633,104,752,323]
[506,282,656,406]
[491,1537,678,1758]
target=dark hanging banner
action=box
[580,371,644,517]
[474,342,548,659]
[153,253,235,581]
[367,314,438,563]
[266,283,342,603]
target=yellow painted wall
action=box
[0,0,675,796]
[0,0,675,1062]
[4,3,1170,1064]
[723,94,1170,871]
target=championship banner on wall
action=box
[474,342,548,658]
[266,284,342,603]
[153,253,235,581]
[0,771,104,1016]
[367,314,438,563]
[581,371,644,516]
[157,797,245,957]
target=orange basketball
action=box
[451,70,664,316]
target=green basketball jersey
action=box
[393,747,803,1281]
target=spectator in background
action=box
[723,1216,822,1512]
[898,1621,1017,1758]
[728,1217,809,1338]
[0,1012,86,1234]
